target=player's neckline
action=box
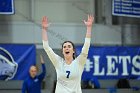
[64,60,74,66]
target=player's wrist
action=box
[42,26,48,31]
[87,26,92,31]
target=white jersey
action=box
[43,38,90,93]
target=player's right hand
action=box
[42,16,50,30]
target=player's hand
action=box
[83,15,94,27]
[40,55,44,64]
[42,16,50,30]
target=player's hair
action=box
[62,41,76,59]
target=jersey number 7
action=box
[66,71,70,78]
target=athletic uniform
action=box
[43,38,90,93]
[22,64,46,93]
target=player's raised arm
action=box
[84,14,94,39]
[81,14,94,54]
[79,15,94,66]
[42,16,50,41]
[41,16,60,67]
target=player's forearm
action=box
[85,26,92,38]
[43,40,50,52]
[82,26,92,54]
[82,38,91,54]
[42,28,48,41]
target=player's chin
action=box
[65,54,72,58]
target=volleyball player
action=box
[42,15,94,93]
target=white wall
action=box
[0,0,140,49]
[0,22,122,48]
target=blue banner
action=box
[0,44,36,80]
[0,0,14,14]
[112,0,140,18]
[76,46,140,80]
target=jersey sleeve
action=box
[77,38,91,67]
[38,64,46,81]
[43,40,61,68]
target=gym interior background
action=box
[0,0,140,93]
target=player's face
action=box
[29,66,37,78]
[62,42,75,59]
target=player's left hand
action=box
[84,14,94,27]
